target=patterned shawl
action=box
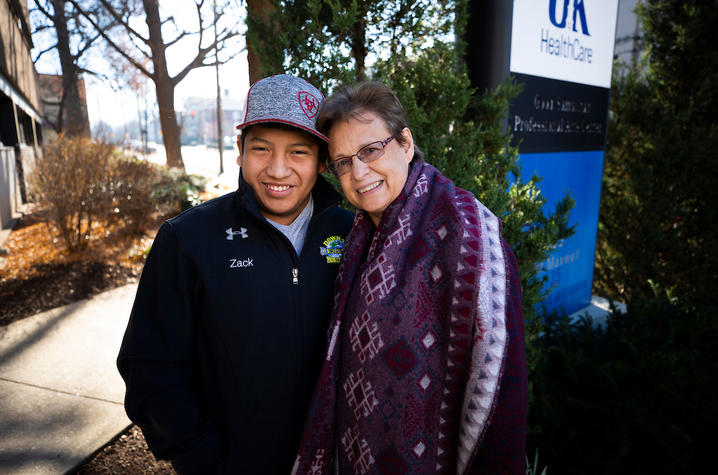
[293,162,527,474]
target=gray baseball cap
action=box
[235,74,328,142]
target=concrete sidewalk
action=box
[0,284,137,474]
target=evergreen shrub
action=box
[585,2,718,469]
[150,166,206,213]
[595,0,718,309]
[528,295,717,474]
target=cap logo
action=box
[298,91,319,119]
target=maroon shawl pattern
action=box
[293,162,522,474]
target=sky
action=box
[31,0,250,128]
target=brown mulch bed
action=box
[73,425,175,474]
[0,210,149,326]
[0,208,174,472]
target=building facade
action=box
[37,73,91,141]
[0,0,43,230]
[181,91,244,147]
[614,0,643,67]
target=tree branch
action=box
[78,67,114,85]
[127,30,153,61]
[31,0,54,21]
[195,1,205,54]
[165,31,189,49]
[33,42,58,63]
[96,0,150,47]
[74,31,102,59]
[67,0,154,79]
[170,0,213,86]
[171,29,241,86]
[207,44,246,66]
[32,24,55,34]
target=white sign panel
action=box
[510,0,619,88]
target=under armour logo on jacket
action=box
[226,227,248,240]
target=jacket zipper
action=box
[241,188,339,421]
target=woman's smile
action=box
[357,180,383,194]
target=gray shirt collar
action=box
[266,194,314,256]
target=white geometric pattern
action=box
[361,253,396,304]
[420,329,437,352]
[435,224,448,241]
[456,198,508,474]
[349,311,384,362]
[343,369,379,420]
[385,213,413,248]
[430,264,444,283]
[413,173,429,197]
[309,449,325,475]
[418,371,433,393]
[412,439,427,459]
[341,425,374,474]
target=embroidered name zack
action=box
[229,257,254,268]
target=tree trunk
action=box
[154,78,183,169]
[52,0,90,136]
[350,16,367,82]
[246,0,275,84]
[142,0,184,169]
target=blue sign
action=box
[517,150,604,315]
[508,70,610,314]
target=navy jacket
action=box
[117,175,353,474]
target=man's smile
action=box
[264,183,293,193]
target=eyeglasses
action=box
[327,136,395,177]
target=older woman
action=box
[294,82,527,474]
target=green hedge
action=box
[528,296,717,474]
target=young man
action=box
[117,75,353,474]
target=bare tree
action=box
[70,0,243,169]
[30,0,105,136]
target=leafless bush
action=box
[30,136,167,251]
[30,136,114,250]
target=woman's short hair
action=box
[316,81,424,164]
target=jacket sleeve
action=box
[469,240,528,474]
[117,221,223,474]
